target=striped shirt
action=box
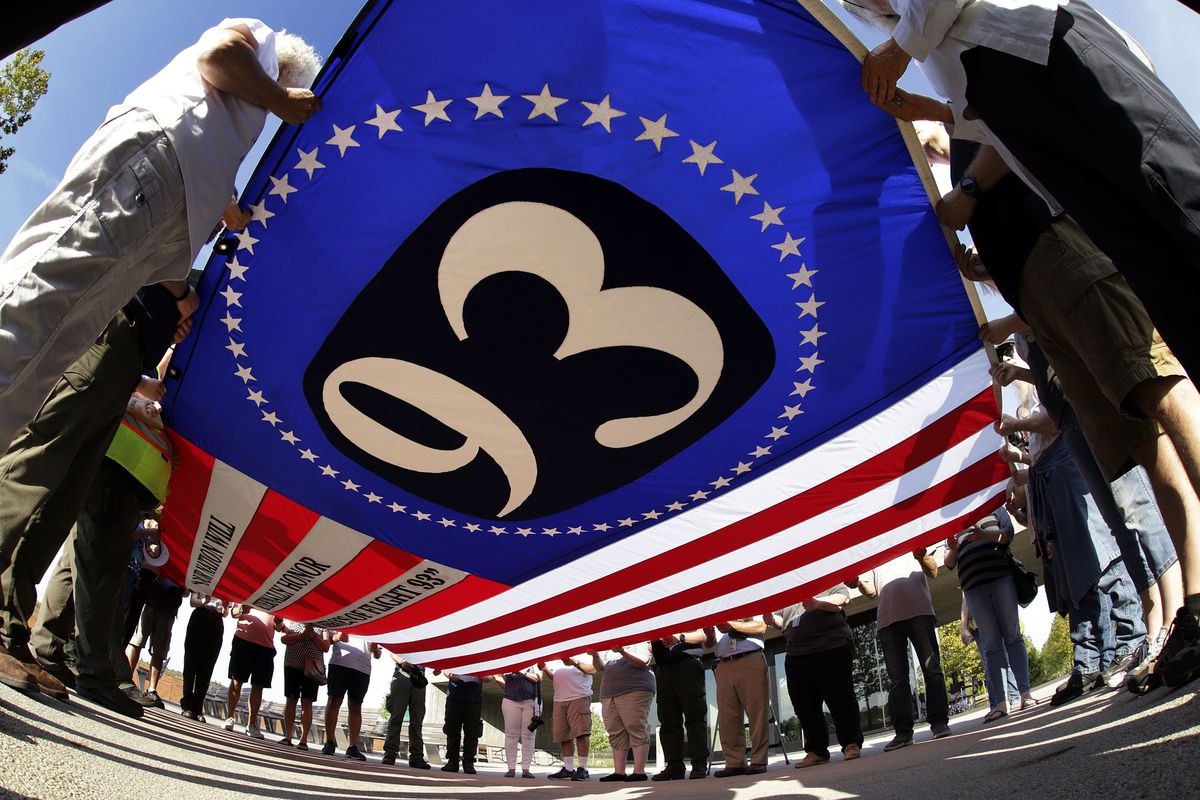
[952,510,1014,591]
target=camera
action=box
[527,714,545,732]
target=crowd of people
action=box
[1,0,1199,788]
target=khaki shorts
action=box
[601,690,653,751]
[551,696,591,744]
[1019,216,1185,479]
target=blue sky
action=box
[10,0,1200,704]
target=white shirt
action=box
[110,18,279,261]
[715,622,765,658]
[329,634,374,675]
[551,654,594,702]
[600,642,652,666]
[891,1,1064,65]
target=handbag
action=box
[407,664,429,688]
[1006,548,1039,608]
[303,653,327,686]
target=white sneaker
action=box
[246,725,264,740]
[223,717,236,731]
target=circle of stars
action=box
[220,82,825,537]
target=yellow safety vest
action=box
[105,412,173,503]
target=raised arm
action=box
[196,24,320,124]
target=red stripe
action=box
[273,539,425,619]
[417,452,1008,669]
[159,433,215,587]
[212,490,320,604]
[463,487,1007,675]
[392,388,997,655]
[341,575,510,636]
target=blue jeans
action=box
[965,575,1031,707]
[972,629,1018,708]
[1069,559,1146,674]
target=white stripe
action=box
[185,460,267,593]
[387,421,1001,662]
[427,478,1009,673]
[377,348,993,644]
[248,517,374,611]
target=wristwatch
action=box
[959,175,982,197]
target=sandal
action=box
[983,708,1007,724]
[1019,697,1037,710]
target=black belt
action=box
[719,649,762,663]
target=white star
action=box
[749,446,773,458]
[618,517,637,527]
[464,523,482,533]
[710,476,732,489]
[225,338,247,358]
[787,264,818,289]
[791,379,815,398]
[779,404,804,421]
[665,501,686,512]
[522,83,568,121]
[635,114,679,152]
[268,174,297,203]
[798,352,825,372]
[299,448,318,462]
[388,502,407,513]
[542,527,560,536]
[234,365,255,383]
[280,430,300,444]
[720,170,759,205]
[642,510,662,520]
[567,526,584,535]
[466,83,509,119]
[294,147,325,179]
[365,492,383,503]
[412,90,452,125]
[732,462,752,475]
[364,104,403,137]
[580,94,625,133]
[516,527,534,537]
[413,511,432,521]
[221,312,242,333]
[801,324,827,347]
[489,526,507,535]
[682,140,723,176]
[342,478,361,492]
[226,257,249,282]
[219,285,242,308]
[320,465,339,478]
[766,426,790,441]
[750,201,784,232]
[261,410,280,426]
[235,228,259,254]
[593,523,611,532]
[246,389,266,406]
[439,517,457,528]
[772,232,805,261]
[796,295,825,319]
[326,124,360,157]
[689,490,710,502]
[247,201,275,229]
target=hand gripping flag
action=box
[161,0,1006,673]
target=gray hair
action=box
[839,1,899,33]
[276,30,322,89]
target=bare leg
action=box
[348,700,362,747]
[248,685,264,729]
[124,644,141,679]
[148,658,163,693]
[632,744,649,774]
[612,744,628,775]
[226,679,242,722]
[1157,561,1186,627]
[325,696,342,744]
[1131,376,1200,496]
[300,699,313,743]
[283,697,297,741]
[1132,432,1200,596]
[577,735,589,758]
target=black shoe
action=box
[883,734,913,751]
[144,689,166,709]
[930,722,952,739]
[599,773,627,782]
[746,764,767,775]
[409,758,432,770]
[1158,608,1200,688]
[345,745,366,761]
[689,764,707,779]
[321,740,337,756]
[572,768,590,781]
[77,685,144,719]
[181,710,199,721]
[548,767,574,780]
[381,753,396,766]
[119,683,157,707]
[653,767,686,781]
[626,773,648,782]
[441,762,459,773]
[1050,670,1096,707]
[713,767,746,778]
[463,763,476,775]
[36,658,77,690]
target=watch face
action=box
[960,176,979,196]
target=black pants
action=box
[181,608,224,715]
[962,1,1200,380]
[654,657,709,770]
[878,614,950,736]
[784,644,862,759]
[443,699,482,766]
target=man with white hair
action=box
[0,19,322,449]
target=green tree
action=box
[1024,635,1045,686]
[1040,614,1073,680]
[0,49,51,175]
[589,710,610,753]
[937,619,985,699]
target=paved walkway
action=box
[1,679,1197,799]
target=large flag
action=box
[161,0,1005,673]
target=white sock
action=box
[578,755,589,769]
[564,756,575,770]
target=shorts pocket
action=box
[95,145,166,255]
